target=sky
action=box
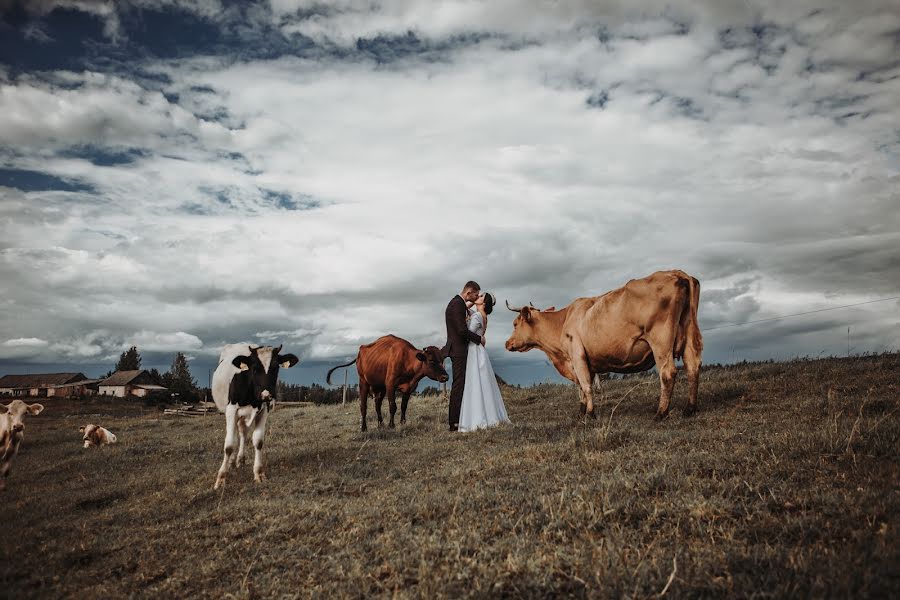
[1,0,898,386]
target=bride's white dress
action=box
[459,308,511,432]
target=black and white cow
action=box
[212,343,299,489]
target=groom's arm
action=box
[452,300,483,345]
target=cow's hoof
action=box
[388,422,395,429]
[587,408,597,419]
[360,424,367,432]
[213,478,224,490]
[400,419,406,425]
[683,406,697,417]
[655,410,670,421]
[579,404,587,416]
[254,473,267,484]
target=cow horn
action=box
[275,343,283,354]
[506,300,523,313]
[529,302,537,309]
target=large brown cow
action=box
[505,270,703,419]
[327,335,449,431]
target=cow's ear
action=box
[232,356,251,371]
[279,353,299,368]
[520,306,533,322]
[79,426,86,433]
[28,403,44,415]
[0,404,8,414]
[416,352,426,362]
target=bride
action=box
[459,292,511,432]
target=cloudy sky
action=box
[1,0,898,385]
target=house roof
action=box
[0,373,88,388]
[50,379,103,388]
[99,370,147,386]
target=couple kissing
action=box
[442,281,511,432]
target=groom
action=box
[443,280,486,431]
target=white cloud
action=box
[1,0,899,379]
[129,331,204,353]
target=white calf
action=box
[1,400,44,491]
[80,424,117,447]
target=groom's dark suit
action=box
[444,295,483,429]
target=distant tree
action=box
[148,368,163,385]
[164,352,198,402]
[115,346,142,372]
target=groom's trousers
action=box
[448,353,468,427]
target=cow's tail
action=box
[675,274,703,361]
[326,359,358,386]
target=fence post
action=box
[342,369,348,405]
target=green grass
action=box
[2,354,898,598]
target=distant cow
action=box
[505,270,703,419]
[1,400,44,491]
[212,344,299,489]
[327,335,449,431]
[80,424,117,447]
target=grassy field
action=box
[1,353,898,599]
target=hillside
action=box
[1,353,897,598]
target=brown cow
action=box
[505,270,703,419]
[327,335,449,431]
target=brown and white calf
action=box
[211,344,299,489]
[1,400,44,491]
[80,424,117,447]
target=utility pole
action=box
[847,327,850,357]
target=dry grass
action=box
[2,354,898,599]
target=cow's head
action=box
[1,400,44,434]
[416,346,449,383]
[80,424,98,446]
[232,344,299,403]
[504,301,543,352]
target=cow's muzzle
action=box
[13,424,23,432]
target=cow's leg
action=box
[214,404,238,489]
[235,416,248,467]
[251,408,269,484]
[400,392,411,425]
[570,344,596,418]
[682,330,703,417]
[359,380,369,432]
[386,385,400,428]
[0,439,19,491]
[374,389,386,428]
[647,342,678,420]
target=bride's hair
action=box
[483,292,495,315]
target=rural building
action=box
[0,373,89,397]
[98,370,168,398]
[48,379,102,397]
